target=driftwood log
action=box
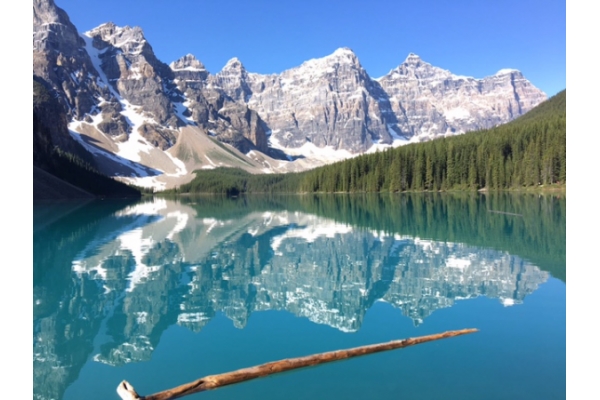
[117,328,477,400]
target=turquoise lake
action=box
[33,193,566,400]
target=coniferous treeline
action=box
[34,114,141,198]
[45,148,142,198]
[170,168,304,195]
[171,90,565,195]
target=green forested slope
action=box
[174,168,303,195]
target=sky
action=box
[52,0,566,97]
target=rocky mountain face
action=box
[171,54,270,154]
[33,0,547,189]
[83,22,182,144]
[243,48,401,153]
[377,53,547,139]
[33,0,103,120]
[209,48,546,152]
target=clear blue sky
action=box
[54,0,565,96]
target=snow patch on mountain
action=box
[269,135,354,163]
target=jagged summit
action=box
[33,0,85,52]
[324,47,360,63]
[377,53,435,79]
[495,68,520,75]
[85,22,136,35]
[404,52,421,61]
[85,22,148,47]
[401,53,435,70]
[331,47,356,56]
[170,54,206,71]
[85,21,117,32]
[34,0,71,26]
[223,57,244,70]
[294,47,362,71]
[377,54,447,83]
[33,0,104,120]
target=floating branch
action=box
[117,328,478,400]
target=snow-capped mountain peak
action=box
[170,54,206,72]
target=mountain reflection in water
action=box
[33,194,565,400]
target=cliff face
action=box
[377,54,547,141]
[171,48,547,156]
[33,0,102,119]
[237,48,400,153]
[209,49,546,152]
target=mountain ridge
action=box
[33,0,547,190]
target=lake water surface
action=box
[33,193,566,400]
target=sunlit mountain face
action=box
[34,0,548,192]
[33,194,565,400]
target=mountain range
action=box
[33,0,547,191]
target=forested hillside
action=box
[174,168,302,195]
[172,90,566,194]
